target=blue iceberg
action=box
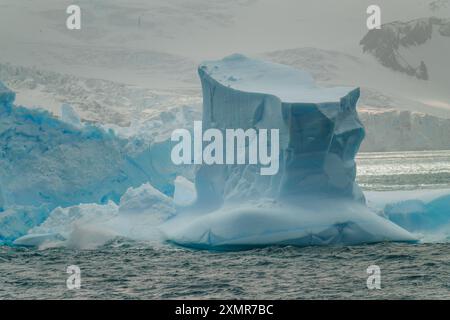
[195,53,365,204]
[162,54,417,249]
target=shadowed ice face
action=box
[281,100,365,199]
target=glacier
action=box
[2,55,450,249]
[0,81,183,244]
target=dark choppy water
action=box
[1,151,450,299]
[1,242,450,299]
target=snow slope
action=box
[0,0,448,111]
[360,17,450,81]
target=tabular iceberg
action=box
[161,54,417,249]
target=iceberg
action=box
[0,81,15,109]
[195,54,365,205]
[162,54,417,249]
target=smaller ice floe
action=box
[14,201,119,249]
[13,233,66,247]
[14,183,176,249]
[366,189,450,234]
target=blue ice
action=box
[0,82,180,243]
[161,55,417,249]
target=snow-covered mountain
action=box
[360,17,450,81]
[0,0,449,152]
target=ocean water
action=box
[357,150,450,191]
[1,150,450,299]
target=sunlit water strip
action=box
[357,150,450,191]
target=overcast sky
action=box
[0,0,448,59]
